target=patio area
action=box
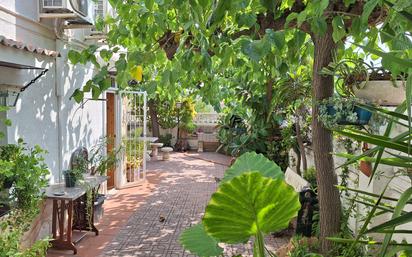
[47,152,289,257]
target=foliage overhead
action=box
[68,0,404,104]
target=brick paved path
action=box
[100,152,288,257]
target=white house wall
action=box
[57,39,106,182]
[0,1,106,183]
[0,1,108,245]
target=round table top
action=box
[137,137,158,142]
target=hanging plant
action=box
[321,58,407,106]
[318,96,372,128]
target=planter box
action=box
[94,194,105,222]
[354,80,405,106]
[187,139,198,150]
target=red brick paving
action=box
[47,169,164,257]
[47,152,289,257]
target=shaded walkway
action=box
[100,152,288,257]
[47,165,164,257]
[48,152,288,257]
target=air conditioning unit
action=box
[40,0,95,25]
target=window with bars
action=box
[91,0,107,34]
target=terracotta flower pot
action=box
[360,160,372,177]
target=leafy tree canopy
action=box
[69,0,412,108]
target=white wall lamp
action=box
[0,90,20,107]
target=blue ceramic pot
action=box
[354,106,372,125]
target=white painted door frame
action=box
[115,90,147,189]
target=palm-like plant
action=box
[327,7,412,254]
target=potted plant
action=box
[65,147,90,188]
[322,58,406,106]
[87,138,121,218]
[89,137,121,176]
[63,169,83,188]
[318,96,372,128]
[359,142,372,177]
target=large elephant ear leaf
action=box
[180,223,224,257]
[204,172,300,243]
[222,152,284,183]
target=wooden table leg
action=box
[91,190,99,236]
[67,200,73,247]
[59,200,65,241]
[50,199,77,254]
[52,200,57,239]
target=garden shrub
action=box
[0,140,50,257]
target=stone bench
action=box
[285,167,311,192]
[160,147,173,161]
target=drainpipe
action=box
[55,40,64,184]
[53,18,68,184]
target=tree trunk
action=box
[296,107,308,172]
[311,28,341,254]
[148,99,160,138]
[295,119,304,176]
[295,144,301,176]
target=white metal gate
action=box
[116,91,147,188]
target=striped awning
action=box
[0,35,60,57]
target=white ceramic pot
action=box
[353,80,406,106]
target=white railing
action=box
[194,113,219,125]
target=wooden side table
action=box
[45,176,108,254]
